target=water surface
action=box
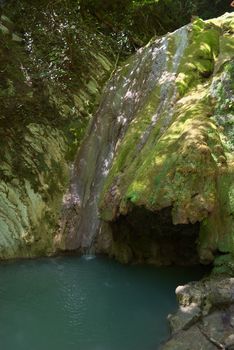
[0,256,206,350]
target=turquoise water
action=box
[0,256,206,350]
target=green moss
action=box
[100,27,189,220]
[176,19,220,96]
[100,14,234,264]
[196,57,234,262]
[125,95,218,214]
[212,253,234,276]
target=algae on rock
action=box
[98,13,234,265]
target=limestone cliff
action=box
[98,13,234,265]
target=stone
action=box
[168,302,201,333]
[162,277,234,349]
[162,325,215,350]
[98,13,234,266]
[225,335,234,348]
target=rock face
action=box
[0,4,233,265]
[0,7,233,349]
[0,6,113,259]
[97,13,234,265]
[162,276,234,349]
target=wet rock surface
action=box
[98,13,234,265]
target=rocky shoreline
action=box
[163,275,234,349]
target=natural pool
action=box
[0,256,206,350]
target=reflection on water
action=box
[0,256,206,350]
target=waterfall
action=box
[137,26,188,151]
[61,25,189,254]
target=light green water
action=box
[0,256,206,350]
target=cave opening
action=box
[110,206,201,265]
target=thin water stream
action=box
[61,24,190,254]
[0,256,206,350]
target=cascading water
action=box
[137,26,188,151]
[61,25,189,254]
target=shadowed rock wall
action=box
[0,4,114,258]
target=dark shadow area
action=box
[80,0,233,49]
[111,207,200,265]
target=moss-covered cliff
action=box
[0,0,233,261]
[99,13,234,265]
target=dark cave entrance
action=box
[110,207,200,265]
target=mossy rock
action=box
[99,13,234,264]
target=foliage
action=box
[80,0,232,46]
[2,0,116,160]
